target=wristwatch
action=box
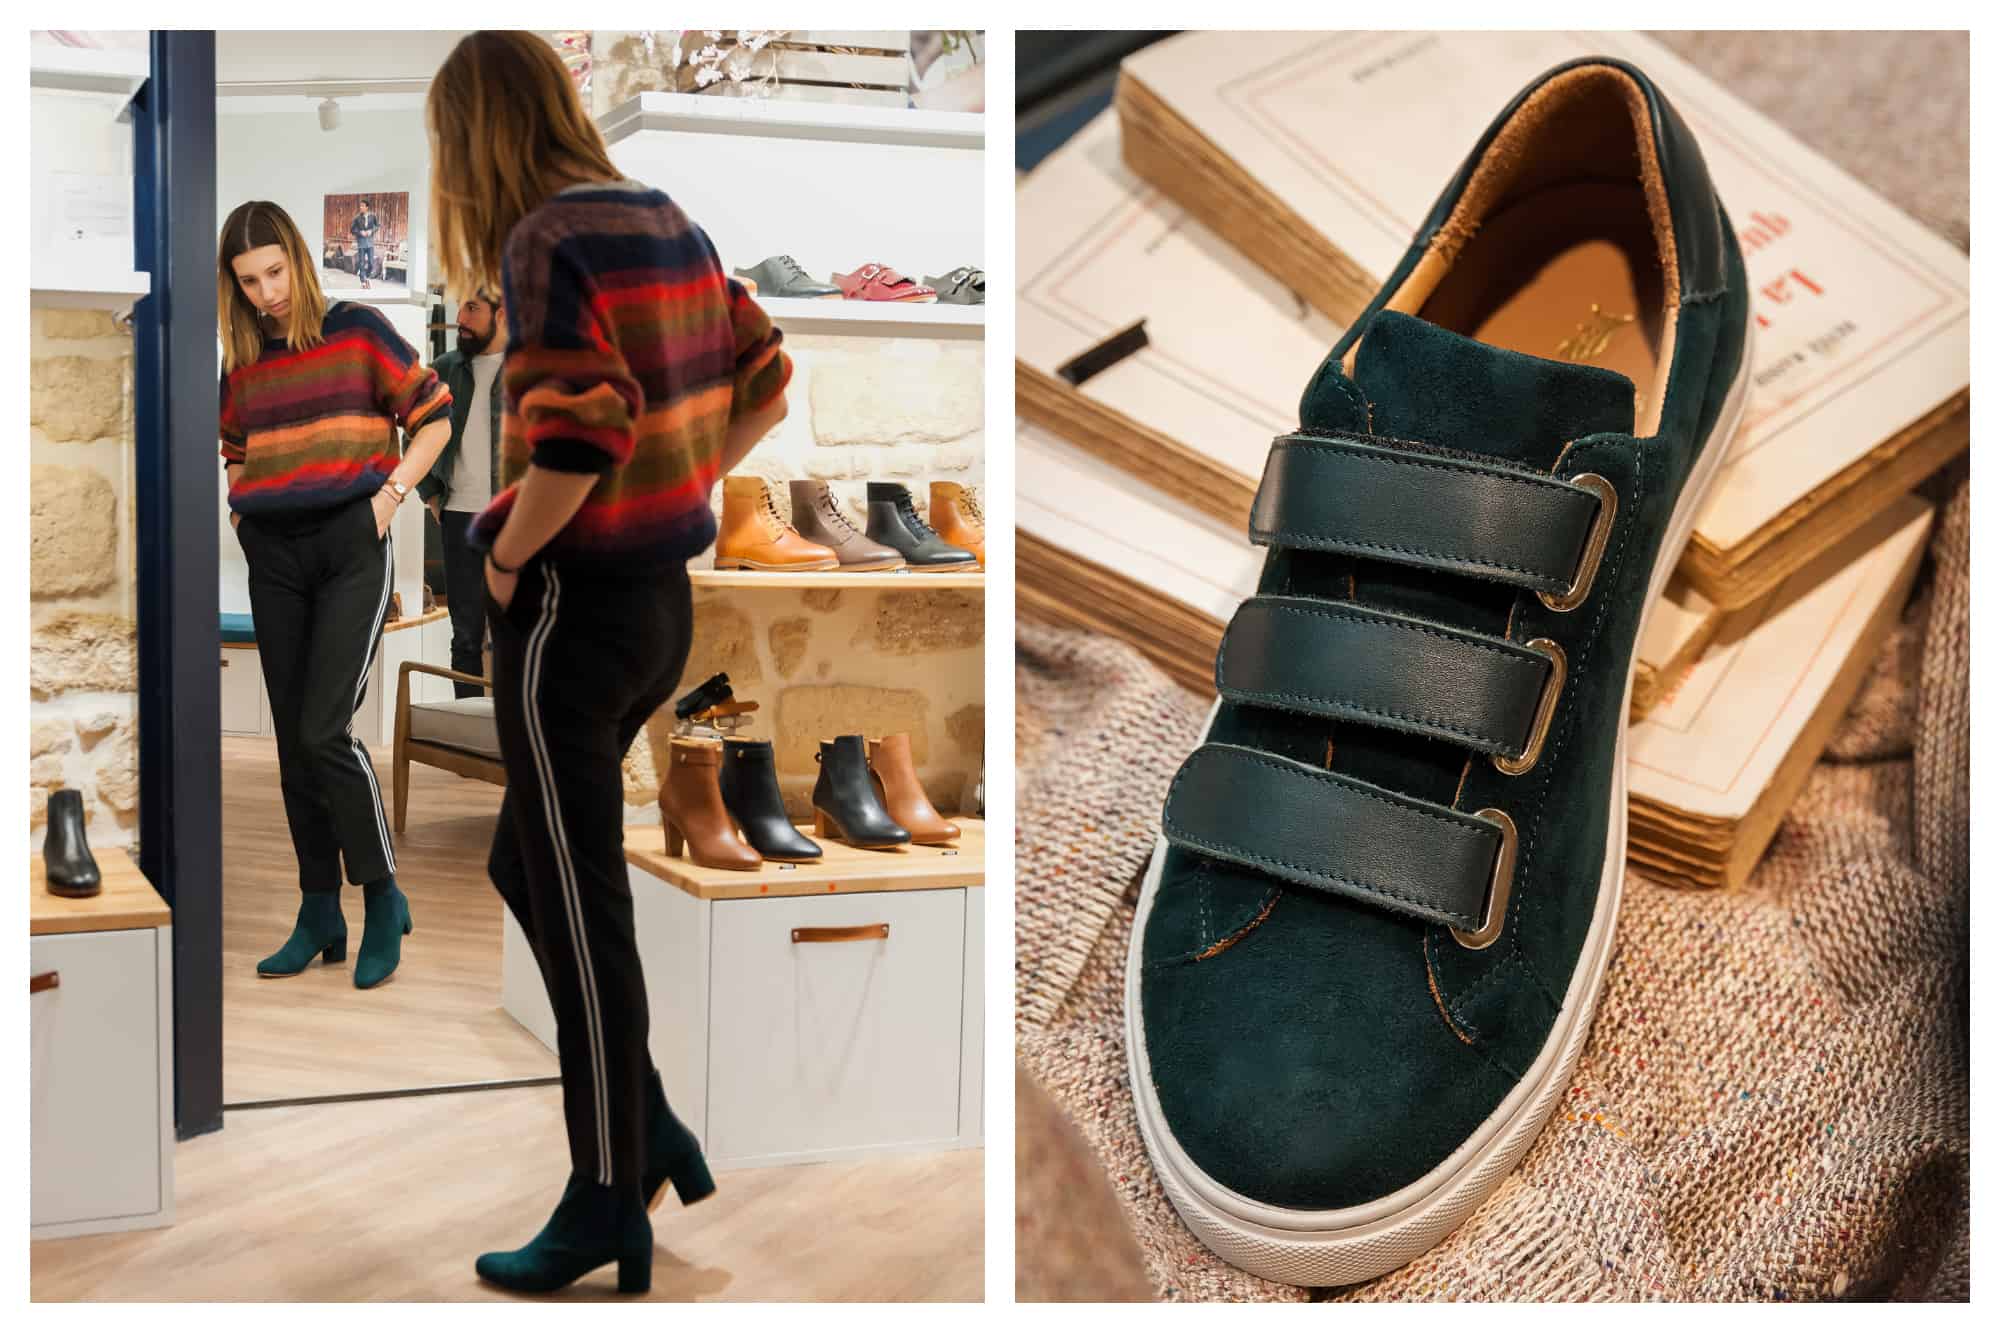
[385,480,411,504]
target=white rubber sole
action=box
[1124,327,1754,1287]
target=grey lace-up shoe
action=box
[788,481,906,572]
[731,254,841,300]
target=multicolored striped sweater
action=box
[220,301,451,515]
[466,179,792,571]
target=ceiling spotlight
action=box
[317,97,342,131]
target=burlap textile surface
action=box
[1014,33,1969,1299]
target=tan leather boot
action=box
[715,476,839,571]
[867,733,959,846]
[658,739,761,870]
[928,481,985,569]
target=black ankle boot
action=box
[42,789,101,897]
[475,1176,654,1295]
[863,482,978,570]
[811,734,910,849]
[719,739,822,862]
[643,1070,716,1212]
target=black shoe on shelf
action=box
[863,483,979,571]
[719,738,823,862]
[43,789,101,897]
[811,735,911,849]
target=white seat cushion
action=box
[408,697,502,760]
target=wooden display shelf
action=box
[626,817,984,901]
[692,569,984,590]
[30,850,170,936]
[383,607,448,634]
[222,605,446,649]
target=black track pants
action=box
[439,510,490,697]
[237,496,397,894]
[485,559,694,1188]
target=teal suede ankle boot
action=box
[353,884,412,989]
[643,1071,716,1212]
[255,893,346,977]
[475,1176,653,1295]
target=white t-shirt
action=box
[446,352,504,512]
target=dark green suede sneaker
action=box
[1127,57,1752,1285]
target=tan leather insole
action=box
[1417,182,1665,421]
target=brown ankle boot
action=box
[715,476,840,571]
[659,739,762,870]
[928,482,984,569]
[866,733,959,846]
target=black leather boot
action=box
[811,734,911,849]
[863,483,978,571]
[719,739,823,862]
[43,789,101,897]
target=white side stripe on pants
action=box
[519,567,614,1183]
[347,530,397,874]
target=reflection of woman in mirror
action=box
[428,30,792,1294]
[217,201,453,991]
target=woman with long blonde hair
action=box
[217,201,452,990]
[427,31,792,1294]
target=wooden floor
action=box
[223,735,556,1104]
[31,1086,984,1301]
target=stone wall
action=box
[28,309,140,844]
[618,586,984,819]
[615,326,986,819]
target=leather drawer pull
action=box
[1216,596,1554,756]
[1249,434,1604,596]
[791,924,890,944]
[1163,743,1502,932]
[31,971,59,995]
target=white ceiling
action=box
[215,30,475,87]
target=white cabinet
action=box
[502,826,985,1171]
[708,889,966,1163]
[218,646,267,735]
[29,858,175,1239]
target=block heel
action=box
[321,938,347,964]
[665,821,686,857]
[668,1152,717,1207]
[617,1254,651,1295]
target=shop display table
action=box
[503,821,985,1171]
[29,850,175,1239]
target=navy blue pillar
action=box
[132,30,223,1141]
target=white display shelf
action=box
[600,91,981,151]
[331,289,432,308]
[30,46,149,104]
[756,295,983,338]
[693,569,984,591]
[32,269,151,310]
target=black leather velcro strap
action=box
[1249,434,1602,594]
[1216,596,1552,756]
[1162,743,1500,931]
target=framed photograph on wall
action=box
[321,190,410,297]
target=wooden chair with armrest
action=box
[392,661,507,832]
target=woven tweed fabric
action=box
[467,180,793,572]
[1013,474,1969,1302]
